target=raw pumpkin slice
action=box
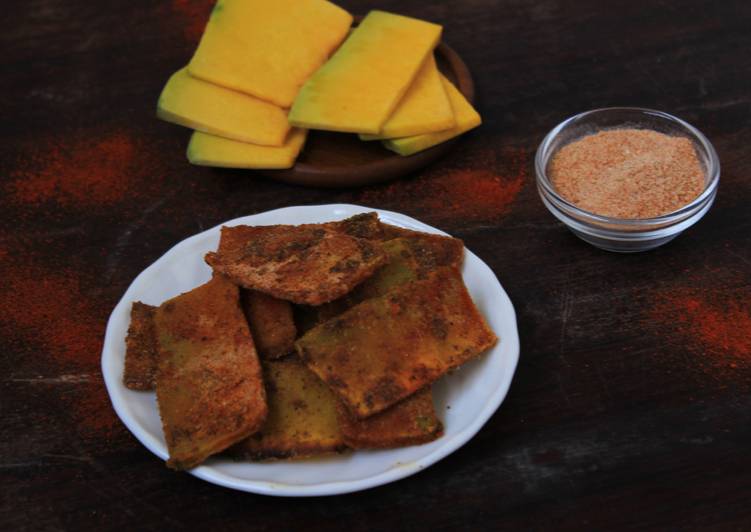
[157,67,289,146]
[383,76,481,156]
[288,10,442,134]
[187,129,308,169]
[187,0,352,108]
[359,55,454,140]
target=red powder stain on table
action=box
[651,288,751,379]
[0,269,101,368]
[8,131,144,208]
[361,147,526,224]
[0,260,118,436]
[171,0,215,43]
[72,382,120,439]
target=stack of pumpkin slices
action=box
[156,0,481,169]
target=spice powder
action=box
[549,129,705,219]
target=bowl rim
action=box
[534,107,721,228]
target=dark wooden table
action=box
[2,0,750,529]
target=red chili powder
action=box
[0,265,102,369]
[8,131,140,207]
[0,259,118,436]
[171,0,215,43]
[651,288,751,373]
[360,147,525,223]
[72,382,120,438]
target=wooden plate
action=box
[261,42,475,188]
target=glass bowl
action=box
[534,107,720,252]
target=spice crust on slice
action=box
[123,302,158,391]
[380,224,464,270]
[155,275,267,470]
[205,214,388,305]
[331,212,385,241]
[296,238,423,331]
[337,388,443,448]
[240,289,296,359]
[296,267,497,419]
[227,357,347,461]
[294,231,463,334]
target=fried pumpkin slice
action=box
[337,388,443,448]
[123,302,158,391]
[293,237,420,334]
[380,224,465,270]
[240,289,296,360]
[296,267,497,418]
[228,357,346,460]
[293,237,460,445]
[329,212,385,241]
[326,238,423,308]
[205,216,388,305]
[295,233,463,333]
[154,275,267,470]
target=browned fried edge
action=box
[123,301,157,391]
[336,394,444,449]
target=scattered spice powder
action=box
[360,146,525,224]
[72,382,120,439]
[650,286,751,383]
[0,262,102,371]
[657,291,751,358]
[7,130,163,209]
[0,254,118,436]
[549,129,705,219]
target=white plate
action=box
[101,204,519,496]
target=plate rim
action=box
[101,203,519,496]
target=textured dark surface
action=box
[2,0,750,530]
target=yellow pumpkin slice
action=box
[188,0,352,108]
[157,67,290,146]
[383,76,481,156]
[359,55,454,140]
[288,10,442,134]
[187,129,308,169]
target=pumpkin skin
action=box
[359,55,454,140]
[288,10,442,134]
[157,67,290,147]
[188,0,352,108]
[187,129,308,169]
[383,76,481,156]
